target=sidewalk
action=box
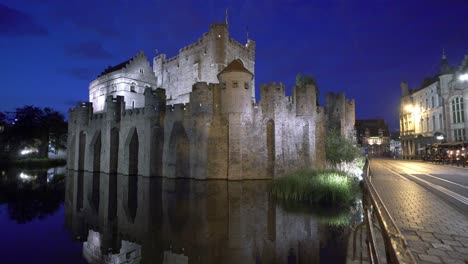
[370,160,468,264]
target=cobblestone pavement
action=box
[370,159,468,264]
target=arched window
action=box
[130,83,136,93]
[451,97,465,124]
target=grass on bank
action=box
[270,169,359,207]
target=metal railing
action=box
[362,158,416,264]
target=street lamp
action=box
[404,104,413,112]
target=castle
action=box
[67,21,355,180]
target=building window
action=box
[233,81,238,88]
[432,115,436,130]
[451,97,465,123]
[431,96,435,108]
[139,68,144,73]
[221,82,226,89]
[439,113,443,129]
[426,117,429,132]
[132,100,135,109]
[244,82,249,89]
[454,128,466,141]
[130,83,136,93]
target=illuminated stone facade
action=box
[400,53,468,159]
[68,22,355,179]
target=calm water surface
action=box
[0,168,361,264]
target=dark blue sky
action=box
[1,0,467,131]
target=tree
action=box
[296,72,320,106]
[6,106,67,158]
[326,129,361,165]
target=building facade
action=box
[355,119,390,157]
[68,21,355,179]
[400,53,468,159]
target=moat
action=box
[0,167,361,263]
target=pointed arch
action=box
[109,127,119,174]
[78,131,86,171]
[169,122,190,178]
[126,128,139,176]
[89,131,102,172]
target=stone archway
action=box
[78,131,86,171]
[109,128,119,174]
[127,129,139,176]
[91,131,101,172]
[169,122,190,178]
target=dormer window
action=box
[233,81,238,88]
[139,68,144,73]
[244,82,249,89]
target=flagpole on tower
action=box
[225,8,229,26]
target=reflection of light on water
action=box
[47,173,54,183]
[19,172,37,181]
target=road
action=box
[370,158,468,263]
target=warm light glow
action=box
[404,104,413,112]
[19,172,37,181]
[20,148,38,155]
[460,73,468,81]
[368,137,383,146]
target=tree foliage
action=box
[325,129,361,164]
[4,106,67,158]
[296,72,319,106]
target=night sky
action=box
[1,0,468,131]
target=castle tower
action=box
[218,59,254,115]
[217,59,254,180]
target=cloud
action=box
[0,4,48,36]
[64,42,113,59]
[63,67,97,81]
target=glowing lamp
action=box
[436,135,444,140]
[460,73,468,81]
[404,105,413,112]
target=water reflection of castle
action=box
[65,171,349,263]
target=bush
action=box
[270,169,359,207]
[326,129,361,165]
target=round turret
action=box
[217,59,254,115]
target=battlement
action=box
[260,82,286,96]
[179,38,204,53]
[209,22,228,30]
[228,37,252,52]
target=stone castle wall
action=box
[69,77,343,179]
